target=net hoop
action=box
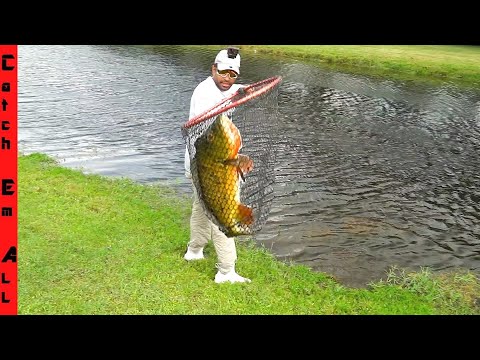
[182,76,282,129]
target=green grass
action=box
[18,153,480,314]
[180,45,480,87]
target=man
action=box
[184,47,252,284]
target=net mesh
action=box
[181,76,282,237]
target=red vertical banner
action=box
[0,45,17,315]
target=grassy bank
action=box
[192,45,480,87]
[18,153,480,314]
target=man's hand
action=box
[238,87,253,96]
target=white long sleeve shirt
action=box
[185,76,244,178]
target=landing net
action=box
[181,76,282,237]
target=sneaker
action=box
[214,270,251,284]
[184,246,204,261]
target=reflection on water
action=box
[19,45,480,287]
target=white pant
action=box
[188,184,237,274]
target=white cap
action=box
[214,49,240,74]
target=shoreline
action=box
[182,45,480,88]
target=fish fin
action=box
[223,158,245,182]
[224,156,250,181]
[237,204,254,226]
[238,167,245,182]
[237,154,253,175]
[223,159,245,181]
[223,158,239,166]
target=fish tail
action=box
[237,204,254,226]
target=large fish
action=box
[193,113,254,237]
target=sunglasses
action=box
[217,69,238,79]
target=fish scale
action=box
[193,113,254,237]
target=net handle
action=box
[182,75,282,129]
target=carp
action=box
[193,113,254,237]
